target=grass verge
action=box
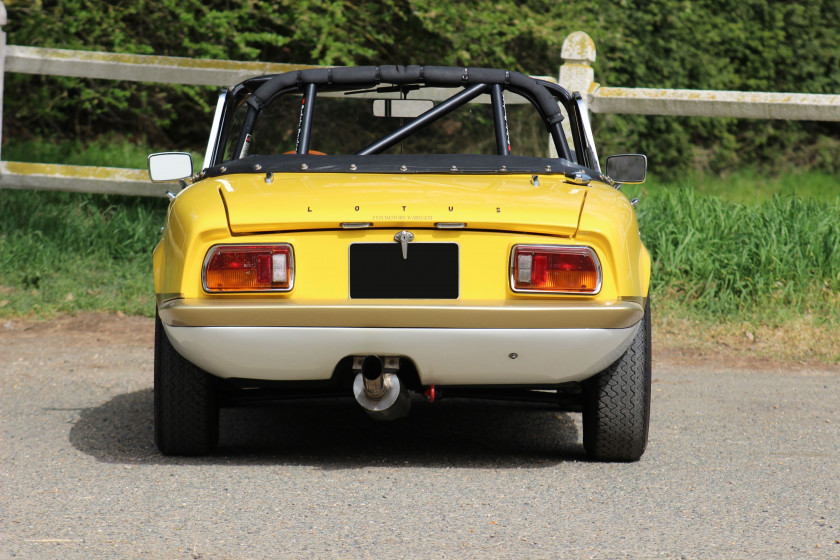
[652,293,840,365]
[1,136,838,363]
[630,174,840,363]
[637,187,839,317]
[0,189,166,317]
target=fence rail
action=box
[5,44,322,87]
[1,9,838,198]
[0,161,156,197]
[558,31,840,122]
[592,87,840,121]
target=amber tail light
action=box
[203,244,294,292]
[511,245,601,294]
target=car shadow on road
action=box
[69,389,586,467]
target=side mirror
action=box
[606,154,647,184]
[148,152,193,182]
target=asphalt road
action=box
[1,314,839,559]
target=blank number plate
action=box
[349,243,459,299]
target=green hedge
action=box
[589,0,840,173]
[4,0,839,173]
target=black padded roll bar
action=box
[237,65,576,161]
[247,65,570,128]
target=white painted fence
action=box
[0,5,837,198]
[559,31,840,121]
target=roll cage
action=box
[204,65,600,174]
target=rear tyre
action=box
[582,298,651,462]
[154,311,219,456]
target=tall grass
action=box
[0,136,177,316]
[1,135,839,332]
[0,190,167,316]
[627,169,840,202]
[3,182,837,323]
[637,187,840,324]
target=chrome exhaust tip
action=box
[352,355,411,421]
[361,355,388,399]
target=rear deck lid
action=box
[214,173,586,236]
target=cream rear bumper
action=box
[162,323,640,386]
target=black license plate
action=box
[350,243,459,299]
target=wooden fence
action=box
[0,5,838,197]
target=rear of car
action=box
[149,66,651,461]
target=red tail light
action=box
[511,245,601,294]
[203,244,294,292]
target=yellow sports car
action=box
[149,65,650,461]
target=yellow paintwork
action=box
[576,184,651,299]
[218,173,585,236]
[156,182,231,301]
[154,172,649,324]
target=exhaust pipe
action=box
[361,355,388,398]
[352,355,411,420]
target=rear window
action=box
[222,89,562,161]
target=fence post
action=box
[559,31,597,98]
[556,31,598,154]
[0,1,7,162]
